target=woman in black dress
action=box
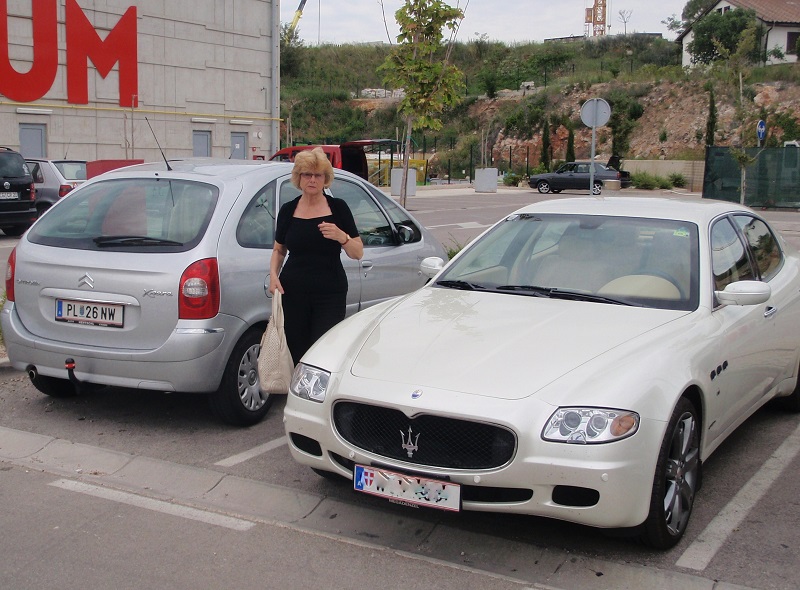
[269,148,363,364]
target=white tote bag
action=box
[258,291,294,394]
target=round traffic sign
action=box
[580,98,611,128]
[757,120,766,141]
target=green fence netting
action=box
[703,146,800,208]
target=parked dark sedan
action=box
[528,160,630,195]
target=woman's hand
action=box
[269,275,284,295]
[318,221,347,244]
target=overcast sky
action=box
[280,0,688,46]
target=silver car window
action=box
[367,185,422,243]
[711,216,756,290]
[329,178,394,247]
[29,162,44,183]
[27,178,218,251]
[54,161,87,181]
[732,214,783,281]
[237,180,277,248]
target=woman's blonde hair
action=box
[291,147,334,189]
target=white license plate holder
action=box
[353,464,461,512]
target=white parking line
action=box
[676,420,800,571]
[214,436,288,467]
[49,479,255,531]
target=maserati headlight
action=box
[542,407,639,444]
[290,364,331,403]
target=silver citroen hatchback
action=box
[2,159,446,425]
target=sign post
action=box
[580,98,612,195]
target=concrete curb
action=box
[0,425,759,590]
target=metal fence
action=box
[703,146,800,208]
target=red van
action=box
[269,139,399,180]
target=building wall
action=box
[0,0,280,161]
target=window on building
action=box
[787,31,800,55]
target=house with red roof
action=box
[677,0,800,66]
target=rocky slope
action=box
[358,80,800,165]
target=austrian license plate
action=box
[353,464,461,512]
[0,191,18,200]
[55,299,124,327]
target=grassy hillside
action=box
[280,35,800,179]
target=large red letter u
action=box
[0,0,59,102]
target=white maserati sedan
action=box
[284,197,800,549]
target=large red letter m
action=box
[66,0,138,107]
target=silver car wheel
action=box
[663,410,699,536]
[238,342,267,411]
[641,397,700,548]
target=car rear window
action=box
[54,161,87,181]
[0,152,29,177]
[27,178,219,252]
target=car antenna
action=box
[63,139,71,159]
[144,116,172,171]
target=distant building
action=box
[677,0,800,67]
[0,0,281,161]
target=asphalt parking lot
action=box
[2,184,800,589]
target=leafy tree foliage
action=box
[379,0,465,205]
[540,117,551,170]
[565,125,576,163]
[603,89,645,156]
[682,0,716,22]
[687,9,761,65]
[280,23,304,79]
[705,85,717,146]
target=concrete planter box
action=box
[474,168,498,193]
[390,168,417,197]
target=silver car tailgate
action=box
[12,244,192,350]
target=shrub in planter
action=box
[668,173,687,188]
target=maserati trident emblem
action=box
[78,273,94,289]
[400,427,420,458]
[411,389,423,399]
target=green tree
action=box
[687,9,761,65]
[280,22,304,79]
[379,0,465,206]
[565,124,576,163]
[682,0,715,22]
[540,117,551,170]
[604,90,644,157]
[705,85,717,146]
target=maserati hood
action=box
[349,287,687,400]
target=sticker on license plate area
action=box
[353,464,461,512]
[55,299,124,327]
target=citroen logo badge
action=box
[78,273,94,289]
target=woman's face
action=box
[299,169,325,195]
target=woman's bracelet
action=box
[341,234,350,246]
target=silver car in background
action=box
[25,158,87,215]
[1,159,446,425]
